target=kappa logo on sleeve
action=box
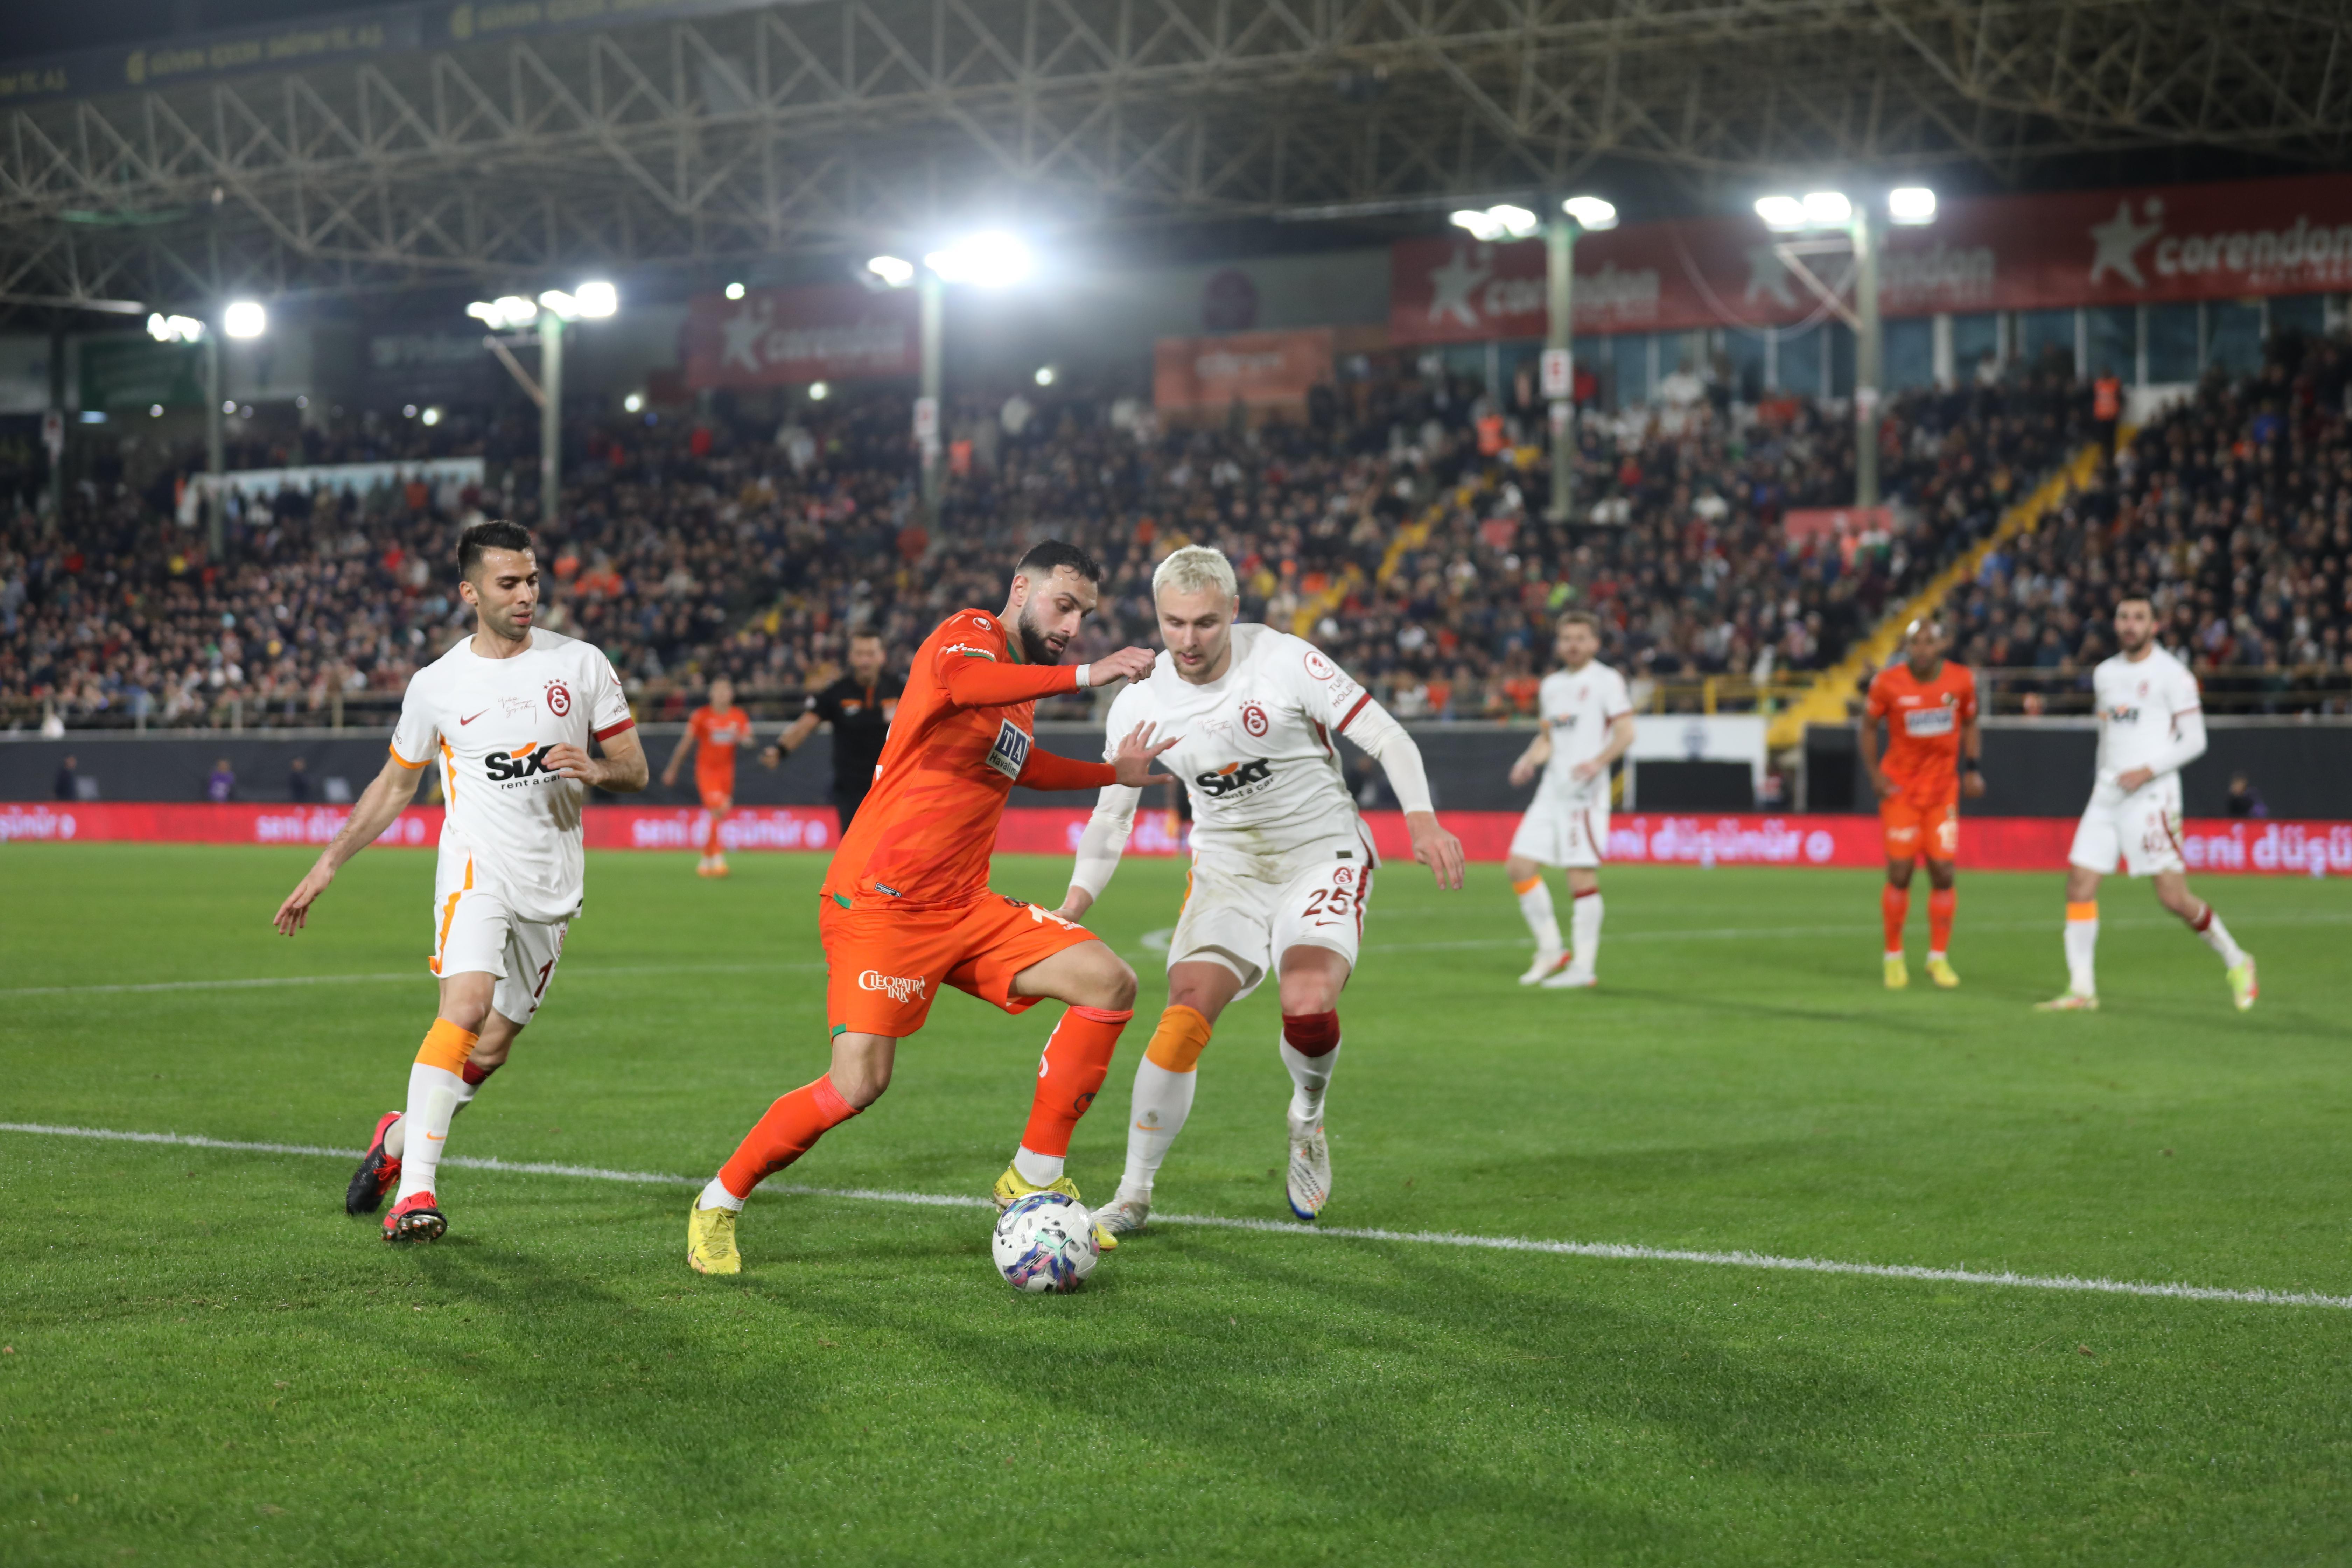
[985,719,1032,780]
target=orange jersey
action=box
[1866,659,1977,802]
[688,704,753,789]
[820,609,1115,910]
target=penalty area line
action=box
[4,1120,2344,1312]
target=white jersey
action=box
[1101,624,1372,867]
[2091,646,2201,782]
[1535,662,1633,804]
[389,628,634,923]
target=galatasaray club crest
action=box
[1241,700,1270,737]
[546,681,572,716]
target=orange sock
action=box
[718,1075,861,1199]
[1020,1005,1132,1163]
[1881,883,1909,955]
[1928,888,1956,954]
[416,1017,478,1074]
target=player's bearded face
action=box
[1014,568,1098,664]
[2114,602,2154,652]
[463,548,540,642]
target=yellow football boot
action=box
[992,1166,1117,1252]
[1883,955,1909,990]
[1926,955,1960,989]
[687,1201,741,1275]
[2227,957,2258,1011]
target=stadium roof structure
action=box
[0,0,2346,318]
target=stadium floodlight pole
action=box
[871,235,1028,528]
[1513,197,1617,524]
[204,329,224,556]
[526,283,615,531]
[1851,203,1882,509]
[918,267,944,517]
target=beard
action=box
[1015,603,1066,665]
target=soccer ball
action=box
[991,1193,1099,1293]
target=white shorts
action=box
[428,855,569,1026]
[1169,835,1375,1000]
[1510,794,1610,869]
[2068,776,2185,877]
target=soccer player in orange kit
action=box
[660,677,755,877]
[1861,618,1984,989]
[685,540,1177,1275]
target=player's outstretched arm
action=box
[1341,699,1465,890]
[1057,784,1143,923]
[273,752,426,936]
[658,724,696,788]
[547,726,650,793]
[764,709,821,767]
[939,643,1156,710]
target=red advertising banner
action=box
[1783,506,1893,545]
[1390,173,2352,345]
[682,284,918,389]
[11,803,2350,877]
[1153,328,1336,413]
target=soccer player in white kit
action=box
[1052,546,1465,1232]
[2037,596,2256,1012]
[1504,612,1636,988]
[272,521,650,1240]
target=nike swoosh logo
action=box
[459,710,488,725]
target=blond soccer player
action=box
[1056,546,1465,1232]
[273,520,650,1242]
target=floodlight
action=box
[1561,196,1618,231]
[1755,195,1807,232]
[624,392,645,413]
[148,313,206,343]
[1035,366,1057,387]
[149,405,163,417]
[1801,191,1852,225]
[724,282,746,300]
[808,381,830,400]
[403,404,418,418]
[538,290,579,321]
[573,281,618,318]
[1450,206,1536,242]
[1889,186,1937,225]
[924,231,1031,288]
[422,406,443,427]
[866,255,916,289]
[146,313,170,342]
[223,300,267,339]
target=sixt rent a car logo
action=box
[1194,758,1273,798]
[485,743,554,782]
[857,970,928,1003]
[2104,705,2142,724]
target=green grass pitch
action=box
[3,842,2349,1565]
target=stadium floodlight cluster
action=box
[1449,197,1617,240]
[465,283,618,328]
[1756,188,1936,231]
[866,232,1034,290]
[146,313,206,344]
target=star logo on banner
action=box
[1744,245,1795,307]
[720,300,770,372]
[2087,198,2163,288]
[1426,247,1491,328]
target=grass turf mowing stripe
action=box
[0,959,829,997]
[8,1120,2346,1313]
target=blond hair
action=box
[1152,544,1238,605]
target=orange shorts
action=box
[1881,792,1959,862]
[820,893,1099,1039]
[698,778,733,812]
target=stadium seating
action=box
[12,345,2336,730]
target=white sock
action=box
[1515,878,1562,953]
[393,1062,464,1204]
[1012,1146,1064,1187]
[1119,1057,1197,1199]
[1280,1039,1340,1125]
[2194,906,2246,967]
[381,1071,488,1161]
[1569,890,1605,974]
[2064,913,2099,996]
[698,1175,745,1213]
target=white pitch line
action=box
[4,1120,2343,1312]
[0,960,826,999]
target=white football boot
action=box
[1092,1192,1152,1239]
[1518,948,1570,985]
[1541,964,1598,990]
[1284,1112,1332,1221]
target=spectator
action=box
[2225,772,2267,819]
[52,753,76,800]
[207,759,236,802]
[288,755,312,803]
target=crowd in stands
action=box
[9,327,2331,732]
[1914,330,2352,713]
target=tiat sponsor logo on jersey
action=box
[1195,757,1275,799]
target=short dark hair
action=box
[849,629,884,643]
[458,520,535,579]
[1015,539,1101,584]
